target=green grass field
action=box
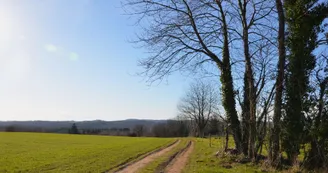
[1,133,305,173]
[0,132,174,173]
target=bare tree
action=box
[125,0,277,157]
[224,0,276,158]
[178,80,219,138]
[124,0,243,152]
[124,0,277,154]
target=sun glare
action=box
[0,11,15,43]
[0,9,30,82]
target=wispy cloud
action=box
[44,44,58,52]
[69,52,79,61]
[44,43,79,61]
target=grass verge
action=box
[183,137,269,173]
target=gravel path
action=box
[115,140,180,173]
[164,141,194,173]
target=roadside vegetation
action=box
[184,137,263,173]
[184,137,312,173]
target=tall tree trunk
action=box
[217,0,243,153]
[270,0,286,167]
[238,0,256,159]
[225,124,229,151]
[245,53,256,159]
[220,64,243,152]
[219,39,243,152]
[242,72,250,156]
[242,17,256,160]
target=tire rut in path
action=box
[115,140,180,173]
[164,141,194,173]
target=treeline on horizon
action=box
[0,119,226,138]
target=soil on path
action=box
[164,141,194,173]
[115,140,180,173]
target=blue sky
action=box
[0,0,193,121]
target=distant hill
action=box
[0,119,167,131]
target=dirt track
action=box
[115,140,180,173]
[164,141,194,173]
